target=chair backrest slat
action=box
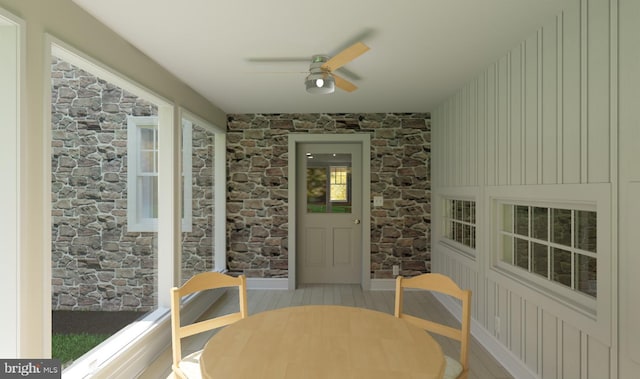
[394,273,471,379]
[170,272,248,378]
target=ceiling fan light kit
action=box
[305,55,335,94]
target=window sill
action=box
[488,263,610,345]
[62,308,170,378]
[492,263,596,317]
[438,239,476,261]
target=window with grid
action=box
[444,199,476,250]
[330,166,348,202]
[499,203,597,298]
[127,116,192,232]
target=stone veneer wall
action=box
[51,57,214,311]
[226,113,431,279]
[181,125,216,282]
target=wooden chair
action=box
[170,272,248,379]
[394,273,472,379]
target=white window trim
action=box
[486,183,612,345]
[0,9,22,358]
[494,200,598,312]
[441,196,477,257]
[49,39,228,379]
[180,109,228,273]
[50,39,178,374]
[127,116,192,233]
[434,187,480,261]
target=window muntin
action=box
[499,203,597,298]
[444,199,476,250]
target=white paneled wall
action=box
[618,0,640,377]
[432,0,623,378]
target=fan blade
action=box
[322,42,370,72]
[247,71,308,74]
[333,73,358,92]
[245,57,310,63]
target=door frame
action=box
[288,133,371,290]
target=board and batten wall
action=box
[430,0,638,377]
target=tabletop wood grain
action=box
[200,305,445,379]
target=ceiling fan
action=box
[249,41,370,95]
[304,42,370,94]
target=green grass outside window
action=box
[52,333,110,365]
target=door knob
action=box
[354,219,361,224]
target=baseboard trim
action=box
[433,293,538,379]
[245,278,396,291]
[246,277,288,290]
[370,278,396,290]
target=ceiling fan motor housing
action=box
[305,55,335,94]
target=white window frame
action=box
[180,110,228,274]
[497,202,597,298]
[435,187,479,261]
[50,40,178,376]
[50,41,229,378]
[487,183,611,344]
[0,9,22,358]
[442,197,477,256]
[127,116,192,232]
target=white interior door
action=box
[296,142,362,284]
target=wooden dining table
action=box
[200,305,445,379]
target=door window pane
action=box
[306,154,351,213]
[306,167,328,213]
[330,166,348,202]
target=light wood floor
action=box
[139,284,513,379]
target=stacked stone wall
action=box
[51,57,214,311]
[181,125,216,281]
[226,113,431,279]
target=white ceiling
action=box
[73,0,572,115]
